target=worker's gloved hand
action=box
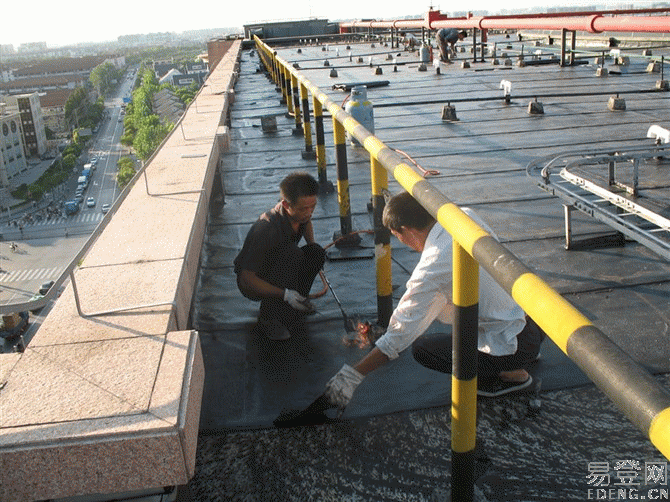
[324,364,365,410]
[283,289,313,312]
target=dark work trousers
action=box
[239,243,325,329]
[411,316,545,379]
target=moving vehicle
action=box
[63,200,80,215]
[86,197,96,208]
[101,203,111,214]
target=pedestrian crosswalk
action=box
[0,266,64,283]
[10,212,103,228]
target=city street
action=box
[0,68,136,351]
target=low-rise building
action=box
[0,106,28,188]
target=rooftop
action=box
[188,28,670,501]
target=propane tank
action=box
[344,86,374,146]
[419,43,431,63]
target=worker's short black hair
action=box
[459,30,468,38]
[382,191,436,232]
[280,172,319,205]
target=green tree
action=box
[116,157,137,188]
[62,153,77,171]
[133,115,171,161]
[89,62,122,96]
[65,88,88,128]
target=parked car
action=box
[101,203,111,214]
[39,281,55,295]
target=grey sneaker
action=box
[257,317,291,341]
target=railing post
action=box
[300,82,315,158]
[370,157,392,327]
[284,66,293,112]
[272,51,281,91]
[560,29,568,67]
[278,63,288,105]
[332,119,358,243]
[291,73,304,136]
[451,241,479,502]
[312,96,333,193]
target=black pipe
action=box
[372,87,667,108]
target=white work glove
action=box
[324,364,365,409]
[283,289,313,312]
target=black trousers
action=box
[411,316,545,379]
[238,242,325,328]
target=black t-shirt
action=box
[234,202,306,278]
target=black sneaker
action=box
[477,375,533,398]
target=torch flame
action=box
[342,321,373,349]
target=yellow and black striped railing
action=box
[254,35,670,501]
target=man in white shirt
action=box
[399,31,419,51]
[324,191,544,409]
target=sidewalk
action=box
[1,156,80,227]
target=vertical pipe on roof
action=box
[370,157,392,327]
[291,73,303,135]
[451,242,479,502]
[333,119,354,238]
[300,82,313,155]
[312,96,330,192]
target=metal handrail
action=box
[255,34,670,476]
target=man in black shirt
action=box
[234,172,325,340]
[437,28,467,62]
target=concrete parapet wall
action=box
[0,40,242,501]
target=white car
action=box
[86,197,95,208]
[101,203,111,214]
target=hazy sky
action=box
[2,0,648,47]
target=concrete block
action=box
[441,104,458,121]
[461,61,470,69]
[647,62,661,73]
[261,115,277,133]
[608,96,626,111]
[528,100,544,115]
[596,67,609,77]
[656,80,669,91]
[418,64,427,72]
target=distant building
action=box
[17,42,48,54]
[4,93,47,158]
[0,106,28,188]
[39,88,74,140]
[152,88,183,125]
[243,18,338,39]
[0,45,14,57]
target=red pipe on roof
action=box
[340,8,670,34]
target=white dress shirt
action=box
[375,208,526,360]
